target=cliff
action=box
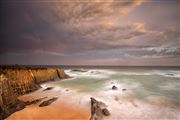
[0,66,69,120]
[31,68,69,84]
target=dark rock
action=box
[56,69,71,79]
[0,99,26,120]
[43,87,54,91]
[122,89,126,91]
[102,108,110,116]
[39,97,58,107]
[71,69,87,72]
[25,97,47,105]
[166,73,174,76]
[90,97,110,120]
[112,85,118,90]
[14,99,26,111]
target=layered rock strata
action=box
[0,66,69,119]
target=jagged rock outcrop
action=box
[0,66,69,120]
[71,69,87,72]
[112,85,118,90]
[31,68,58,84]
[43,87,54,91]
[25,97,47,105]
[90,97,110,120]
[39,97,58,107]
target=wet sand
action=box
[7,104,89,120]
[6,69,180,120]
[6,86,91,120]
[6,83,180,120]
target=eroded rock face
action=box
[0,66,69,120]
[90,97,110,120]
[57,69,70,79]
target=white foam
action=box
[33,78,180,120]
[118,72,153,76]
[65,69,116,79]
[117,70,180,78]
[153,70,180,78]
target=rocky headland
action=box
[0,65,69,120]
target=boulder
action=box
[166,73,174,76]
[122,88,126,91]
[112,85,118,90]
[39,97,58,107]
[71,69,87,72]
[89,97,110,120]
[43,87,53,91]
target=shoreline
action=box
[6,81,180,120]
[4,69,180,120]
[6,85,91,120]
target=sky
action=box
[0,0,179,66]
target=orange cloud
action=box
[52,0,144,29]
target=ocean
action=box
[7,66,179,119]
[51,67,180,108]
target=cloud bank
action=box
[0,0,179,65]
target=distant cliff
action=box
[0,66,69,119]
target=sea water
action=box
[52,67,180,108]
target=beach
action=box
[6,68,180,120]
[6,85,91,120]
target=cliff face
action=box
[0,67,69,119]
[31,68,68,84]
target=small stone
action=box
[39,97,58,107]
[122,89,126,91]
[43,87,53,91]
[112,85,118,90]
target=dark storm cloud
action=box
[0,0,179,65]
[0,0,144,54]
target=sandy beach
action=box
[6,86,91,120]
[6,69,180,120]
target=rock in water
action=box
[39,97,58,107]
[43,87,53,91]
[89,97,110,120]
[112,85,118,90]
[71,69,87,72]
[122,88,126,91]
